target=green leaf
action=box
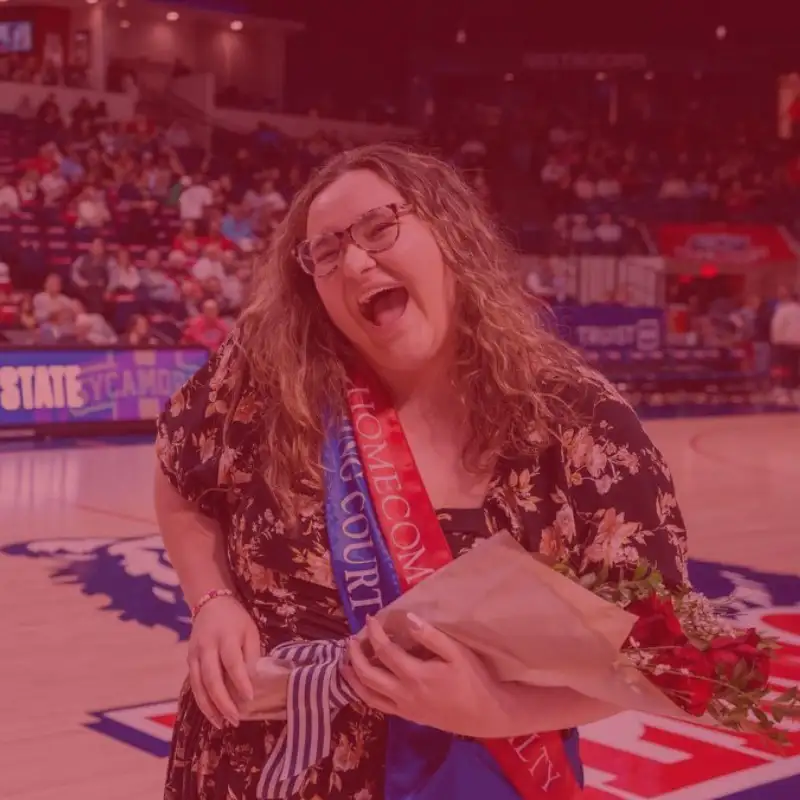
[633,561,649,581]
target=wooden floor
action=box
[1,413,798,800]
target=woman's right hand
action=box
[187,595,261,729]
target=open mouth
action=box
[358,286,410,327]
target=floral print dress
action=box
[156,342,691,800]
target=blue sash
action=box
[323,417,525,800]
[256,412,583,799]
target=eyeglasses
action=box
[295,202,412,277]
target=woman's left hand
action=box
[342,613,509,738]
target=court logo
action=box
[3,536,799,800]
[1,535,190,639]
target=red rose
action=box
[707,628,770,692]
[625,594,716,716]
[626,594,688,649]
[645,643,717,716]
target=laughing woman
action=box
[155,144,694,800]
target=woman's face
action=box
[306,169,454,377]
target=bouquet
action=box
[554,556,798,739]
[241,532,798,743]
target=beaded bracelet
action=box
[191,588,235,621]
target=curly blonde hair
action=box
[229,143,594,519]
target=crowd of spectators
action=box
[532,117,800,226]
[0,50,140,97]
[0,89,493,351]
[0,52,89,91]
[0,84,798,392]
[0,93,314,349]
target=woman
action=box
[108,246,142,294]
[123,313,159,346]
[155,144,691,800]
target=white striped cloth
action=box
[257,639,358,799]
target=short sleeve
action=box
[155,339,239,518]
[560,393,690,590]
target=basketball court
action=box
[1,413,798,800]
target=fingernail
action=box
[407,613,424,631]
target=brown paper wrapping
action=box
[240,532,717,727]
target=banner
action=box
[553,304,664,356]
[0,347,209,429]
[522,52,647,71]
[656,224,797,264]
[520,256,665,307]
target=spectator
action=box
[594,214,623,248]
[0,255,12,293]
[164,120,192,149]
[17,171,40,206]
[205,217,234,251]
[39,304,77,343]
[753,293,777,382]
[72,300,117,345]
[108,247,142,294]
[595,172,621,200]
[0,174,20,213]
[540,156,568,185]
[192,244,225,283]
[183,297,229,350]
[75,186,111,229]
[770,287,800,401]
[573,173,596,201]
[14,95,35,119]
[178,174,214,222]
[59,143,85,183]
[71,238,111,313]
[20,142,59,176]
[243,178,287,218]
[172,220,203,258]
[122,314,160,346]
[141,249,183,314]
[39,165,69,207]
[220,253,248,311]
[33,273,75,324]
[659,173,690,199]
[181,278,204,318]
[220,202,254,247]
[16,294,38,333]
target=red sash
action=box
[346,373,582,799]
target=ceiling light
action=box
[120,19,131,29]
[166,11,179,22]
[230,20,243,32]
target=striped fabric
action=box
[256,639,358,799]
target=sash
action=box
[330,373,584,800]
[255,372,584,799]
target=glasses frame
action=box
[295,202,413,277]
